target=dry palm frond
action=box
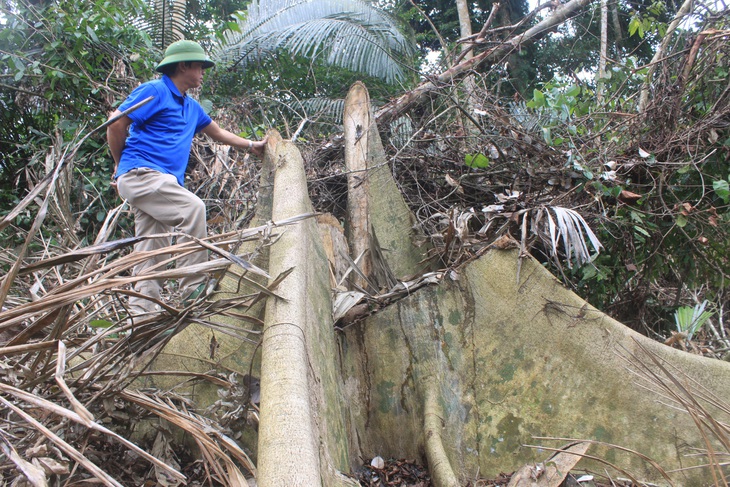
[0,98,155,311]
[0,396,126,487]
[621,339,730,485]
[333,291,367,322]
[120,389,255,484]
[0,381,186,484]
[531,206,603,269]
[0,214,313,485]
[0,435,49,487]
[525,436,674,486]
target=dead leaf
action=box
[0,440,48,487]
[151,428,182,487]
[333,291,367,321]
[617,190,641,204]
[665,330,688,347]
[490,234,520,250]
[709,129,718,144]
[33,457,69,476]
[706,206,719,227]
[541,441,591,486]
[507,463,544,486]
[445,173,464,194]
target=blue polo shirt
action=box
[115,75,212,186]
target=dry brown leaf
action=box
[32,457,70,476]
[617,190,642,204]
[0,440,49,487]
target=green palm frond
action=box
[136,0,189,49]
[675,300,713,341]
[294,97,346,124]
[214,0,415,83]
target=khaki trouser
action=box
[117,168,207,314]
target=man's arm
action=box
[201,121,267,157]
[106,110,133,172]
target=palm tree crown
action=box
[214,0,415,84]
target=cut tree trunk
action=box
[344,82,373,290]
[257,133,354,486]
[345,81,431,284]
[339,246,730,484]
[147,83,730,486]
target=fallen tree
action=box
[1,0,729,483]
[375,0,593,126]
[149,83,730,486]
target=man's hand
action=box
[201,122,269,157]
[250,136,268,157]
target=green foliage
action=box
[528,0,672,93]
[574,142,729,331]
[211,48,403,102]
[675,301,713,341]
[628,1,668,39]
[206,50,403,139]
[522,12,730,333]
[90,319,115,329]
[714,178,730,204]
[0,0,156,243]
[215,0,417,85]
[526,80,590,148]
[465,153,490,169]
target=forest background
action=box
[0,0,728,482]
[1,0,727,345]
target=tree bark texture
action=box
[257,136,322,486]
[598,0,608,103]
[344,81,373,290]
[339,247,730,484]
[456,0,474,58]
[257,134,354,487]
[638,0,694,113]
[345,82,431,285]
[147,83,730,487]
[424,383,460,487]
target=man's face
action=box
[181,61,206,88]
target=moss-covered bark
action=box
[144,84,730,487]
[339,249,730,484]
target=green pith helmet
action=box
[156,40,215,72]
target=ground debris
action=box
[354,458,432,486]
[466,471,513,486]
[352,461,640,487]
[473,471,639,487]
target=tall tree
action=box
[399,0,531,94]
[598,0,608,103]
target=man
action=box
[107,40,267,317]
